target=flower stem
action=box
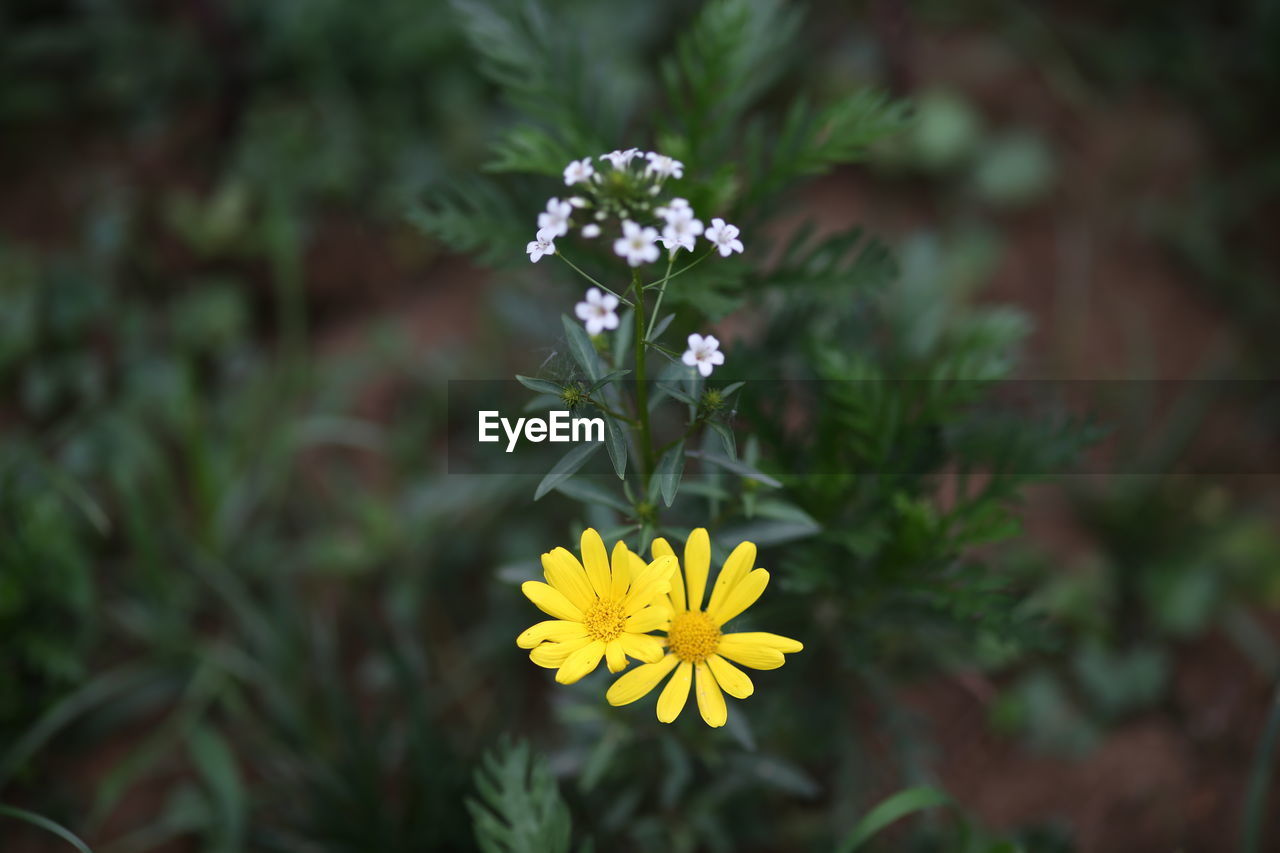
[642,248,714,289]
[558,254,633,306]
[644,254,676,341]
[632,268,654,486]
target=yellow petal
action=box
[624,578,672,616]
[555,639,605,684]
[606,654,679,706]
[707,541,756,615]
[706,654,754,699]
[580,528,612,599]
[624,606,671,634]
[605,640,627,673]
[651,537,685,612]
[716,638,785,670]
[624,555,676,614]
[516,620,587,649]
[694,661,727,727]
[541,548,595,611]
[683,528,711,611]
[709,568,769,625]
[722,631,803,654]
[619,632,666,663]
[609,541,631,600]
[529,636,592,668]
[522,581,583,621]
[657,660,693,722]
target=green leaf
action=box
[189,726,245,852]
[707,420,737,459]
[535,442,603,501]
[835,786,954,853]
[0,805,93,853]
[655,382,697,406]
[587,369,632,394]
[468,738,572,853]
[516,375,564,396]
[562,314,603,381]
[646,312,675,342]
[656,441,686,507]
[552,478,630,514]
[687,450,781,488]
[603,416,628,479]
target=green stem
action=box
[632,269,654,486]
[645,253,676,341]
[642,248,714,289]
[558,254,633,306]
[585,396,638,427]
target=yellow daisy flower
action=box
[517,528,677,685]
[605,528,802,727]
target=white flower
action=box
[644,152,684,179]
[567,196,587,208]
[537,197,572,237]
[563,158,595,186]
[574,287,620,336]
[613,220,660,267]
[660,206,703,253]
[682,333,725,377]
[599,148,640,170]
[526,227,557,263]
[581,223,601,238]
[704,217,744,257]
[655,197,692,221]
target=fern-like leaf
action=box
[467,738,572,853]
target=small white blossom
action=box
[682,333,725,377]
[613,220,660,267]
[526,227,557,263]
[537,197,572,237]
[644,152,684,179]
[563,158,595,186]
[599,148,640,170]
[568,196,587,208]
[574,287,620,336]
[660,206,703,253]
[581,223,601,238]
[704,217,744,257]
[655,197,692,221]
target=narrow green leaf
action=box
[535,443,603,501]
[562,314,603,381]
[646,312,675,342]
[189,726,245,851]
[655,382,697,406]
[552,478,630,514]
[656,441,686,507]
[587,369,632,394]
[0,805,93,853]
[707,420,737,459]
[686,450,781,488]
[515,375,564,396]
[836,786,954,853]
[603,416,628,478]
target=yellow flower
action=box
[517,528,677,685]
[605,528,802,727]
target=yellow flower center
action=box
[667,610,721,663]
[583,599,627,642]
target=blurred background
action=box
[2,0,1278,850]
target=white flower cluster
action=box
[529,149,742,377]
[526,149,744,267]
